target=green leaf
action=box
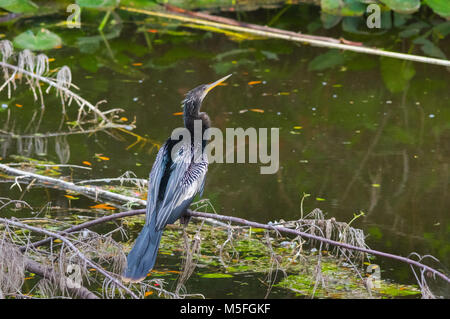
[342,17,375,34]
[320,12,342,29]
[200,273,233,279]
[379,0,421,14]
[433,21,450,38]
[424,0,450,19]
[0,0,38,13]
[413,37,447,59]
[260,50,279,61]
[321,0,366,16]
[75,0,119,9]
[398,21,429,38]
[308,49,347,71]
[380,57,415,93]
[393,12,413,28]
[13,29,61,51]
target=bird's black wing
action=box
[145,139,172,225]
[154,142,208,230]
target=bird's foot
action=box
[180,211,192,226]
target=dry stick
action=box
[164,3,343,44]
[0,163,145,207]
[187,211,450,284]
[120,6,450,67]
[20,207,450,285]
[0,217,138,299]
[19,209,147,252]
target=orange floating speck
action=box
[90,203,116,210]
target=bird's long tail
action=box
[122,222,163,283]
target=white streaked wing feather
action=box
[154,143,208,230]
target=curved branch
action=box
[0,163,145,207]
[20,207,450,285]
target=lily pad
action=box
[424,0,450,19]
[321,12,342,29]
[321,0,366,17]
[0,0,38,13]
[13,29,61,51]
[379,0,421,14]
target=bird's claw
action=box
[180,212,192,226]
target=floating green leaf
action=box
[200,273,234,279]
[13,29,62,51]
[380,0,421,14]
[321,0,366,16]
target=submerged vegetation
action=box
[0,0,449,299]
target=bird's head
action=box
[182,74,232,118]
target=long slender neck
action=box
[184,110,210,150]
[184,111,210,136]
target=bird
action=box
[122,74,232,283]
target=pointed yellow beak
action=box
[205,74,232,94]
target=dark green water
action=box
[0,3,449,298]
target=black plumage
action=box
[122,74,232,282]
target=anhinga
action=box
[122,74,232,283]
